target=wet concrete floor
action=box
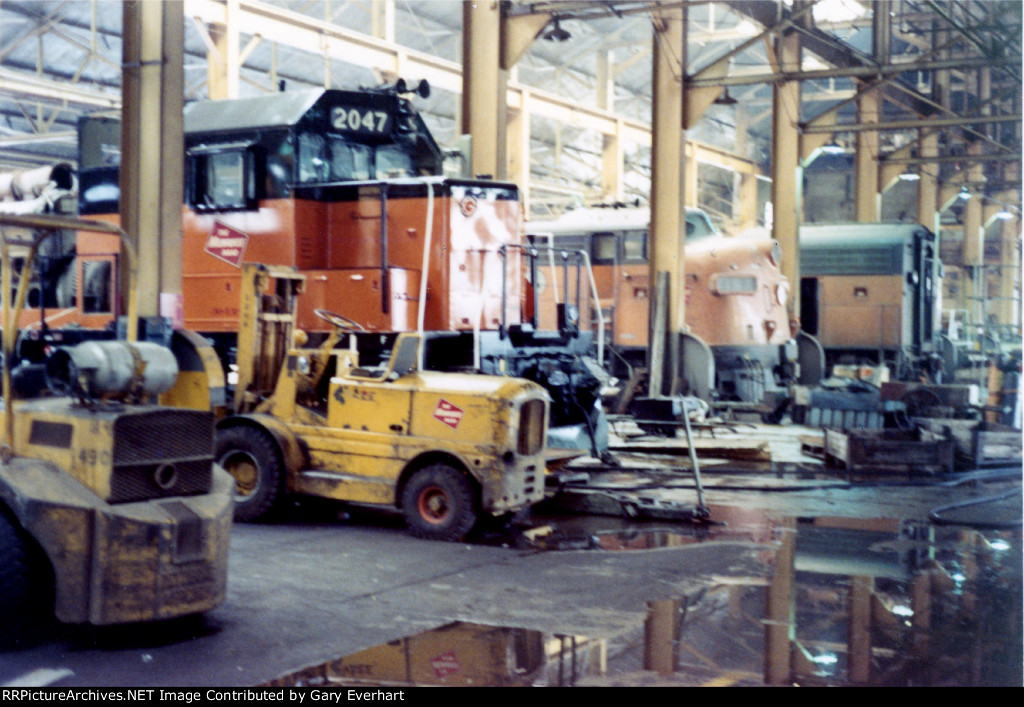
[1,423,1021,687]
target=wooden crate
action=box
[823,427,955,475]
[916,418,1022,468]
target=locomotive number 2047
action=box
[331,106,389,134]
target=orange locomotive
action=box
[528,204,801,409]
[76,85,605,454]
[0,159,127,361]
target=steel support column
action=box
[462,1,505,180]
[737,171,759,232]
[855,86,880,222]
[962,142,984,320]
[120,0,184,321]
[648,5,685,396]
[917,131,940,232]
[597,49,623,203]
[602,123,623,204]
[998,211,1021,329]
[370,0,396,43]
[507,90,531,213]
[199,0,240,100]
[770,29,801,320]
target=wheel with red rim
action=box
[401,464,479,541]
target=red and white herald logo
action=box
[431,651,460,679]
[432,399,464,429]
[205,221,250,268]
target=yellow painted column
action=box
[371,0,396,43]
[506,90,531,214]
[917,131,939,232]
[648,5,685,395]
[962,142,985,321]
[120,0,184,322]
[855,86,880,222]
[461,1,506,180]
[602,125,623,204]
[998,212,1021,329]
[771,30,801,320]
[597,49,623,203]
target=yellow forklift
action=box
[214,263,550,541]
[0,213,233,644]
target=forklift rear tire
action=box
[0,508,54,646]
[217,426,284,523]
[401,465,479,542]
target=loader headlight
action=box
[296,356,311,375]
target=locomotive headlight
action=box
[776,282,789,306]
[768,241,782,267]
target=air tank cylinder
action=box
[46,340,179,399]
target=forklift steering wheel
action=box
[313,309,365,332]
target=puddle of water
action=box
[264,512,1021,687]
[518,503,784,551]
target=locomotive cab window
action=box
[592,232,618,264]
[623,230,647,263]
[299,132,373,183]
[298,133,330,183]
[188,143,258,212]
[375,144,414,179]
[329,139,371,181]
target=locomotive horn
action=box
[394,78,430,99]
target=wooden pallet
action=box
[822,427,955,475]
[916,418,1022,468]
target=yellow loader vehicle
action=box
[0,213,233,643]
[215,263,550,541]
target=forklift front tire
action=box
[401,464,479,542]
[216,426,284,523]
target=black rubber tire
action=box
[0,509,54,647]
[216,426,285,522]
[401,465,479,542]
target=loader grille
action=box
[517,398,546,456]
[110,409,215,504]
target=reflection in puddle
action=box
[262,622,603,687]
[265,511,1021,687]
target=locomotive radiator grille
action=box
[110,410,215,504]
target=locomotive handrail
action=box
[416,181,435,372]
[499,241,605,366]
[0,212,139,459]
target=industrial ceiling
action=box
[0,0,1020,221]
